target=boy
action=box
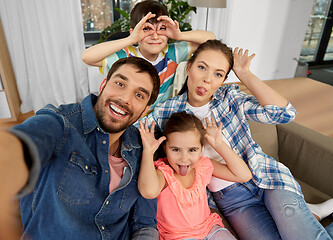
[82,0,215,110]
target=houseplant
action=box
[97,0,196,44]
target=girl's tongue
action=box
[179,165,189,176]
[196,87,207,96]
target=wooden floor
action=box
[240,77,333,138]
[1,77,333,138]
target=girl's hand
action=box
[204,117,223,148]
[156,16,181,40]
[130,12,156,43]
[232,47,255,80]
[139,119,166,154]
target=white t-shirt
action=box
[186,102,235,191]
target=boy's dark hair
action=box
[163,112,205,145]
[178,39,234,95]
[106,57,160,106]
[130,0,169,29]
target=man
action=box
[0,57,160,240]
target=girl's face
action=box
[164,129,202,177]
[186,49,231,107]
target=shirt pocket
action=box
[57,151,98,204]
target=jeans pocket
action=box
[57,151,98,204]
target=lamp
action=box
[188,0,227,30]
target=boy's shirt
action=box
[100,41,193,110]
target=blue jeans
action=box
[131,227,158,239]
[184,225,236,240]
[211,180,332,240]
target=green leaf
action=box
[114,8,130,20]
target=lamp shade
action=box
[188,0,226,8]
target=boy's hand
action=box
[156,16,181,40]
[204,117,223,148]
[232,47,255,80]
[139,119,166,154]
[130,12,157,43]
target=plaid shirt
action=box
[141,83,302,196]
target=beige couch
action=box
[218,121,333,238]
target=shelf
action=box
[0,18,21,122]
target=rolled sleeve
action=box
[243,95,297,124]
[9,129,41,197]
[10,113,65,196]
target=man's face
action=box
[94,64,153,134]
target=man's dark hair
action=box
[106,57,160,105]
[130,0,168,29]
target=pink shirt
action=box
[154,157,223,240]
[108,155,128,193]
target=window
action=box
[81,0,140,46]
[300,0,333,65]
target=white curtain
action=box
[0,0,89,113]
[189,6,230,43]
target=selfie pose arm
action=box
[0,131,29,240]
[204,118,252,183]
[82,13,157,67]
[138,119,166,199]
[232,47,288,108]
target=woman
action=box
[139,39,333,239]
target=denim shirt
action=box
[11,94,157,240]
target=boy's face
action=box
[138,20,168,61]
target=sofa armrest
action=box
[276,122,333,197]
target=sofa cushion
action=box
[248,121,279,161]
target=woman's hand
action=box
[139,119,166,154]
[232,47,255,81]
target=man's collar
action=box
[81,94,99,134]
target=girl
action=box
[138,39,333,239]
[138,112,252,239]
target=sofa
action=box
[217,120,333,238]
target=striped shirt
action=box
[139,84,302,196]
[101,41,193,110]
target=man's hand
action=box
[0,130,28,240]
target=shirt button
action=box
[85,165,88,170]
[97,127,100,131]
[101,226,105,230]
[103,140,107,144]
[105,170,108,173]
[106,201,109,205]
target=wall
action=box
[189,0,313,82]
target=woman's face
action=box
[186,49,230,107]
